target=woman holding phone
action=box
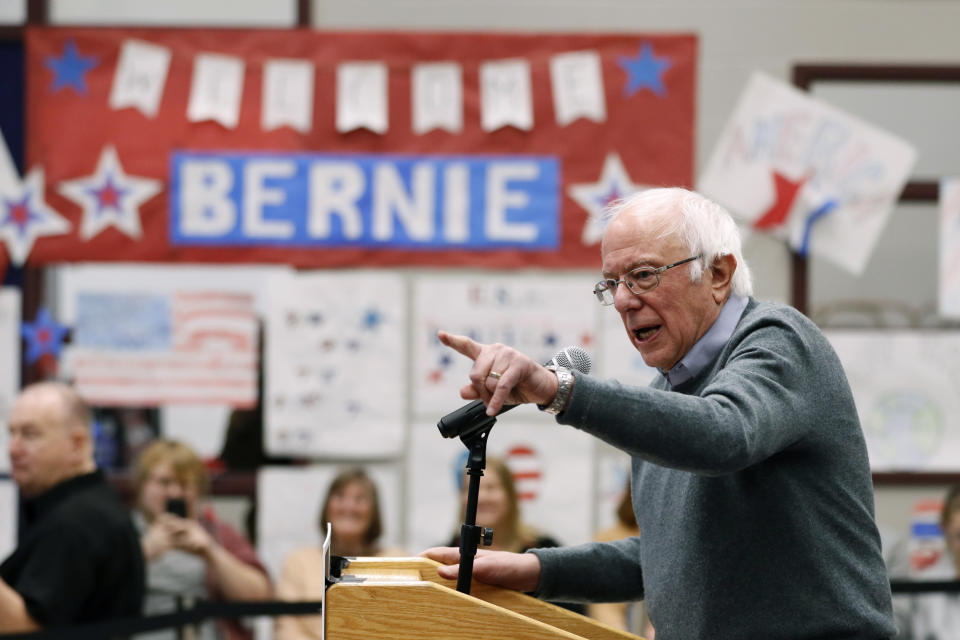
[133,439,272,640]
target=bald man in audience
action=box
[0,381,145,633]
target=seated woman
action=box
[446,456,585,614]
[275,467,403,640]
[133,439,271,640]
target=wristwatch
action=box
[538,365,574,415]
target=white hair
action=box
[604,187,754,297]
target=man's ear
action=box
[70,423,92,457]
[710,254,736,304]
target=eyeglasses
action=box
[592,255,702,305]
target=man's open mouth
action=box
[634,326,660,341]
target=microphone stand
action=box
[455,417,496,595]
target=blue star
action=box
[45,39,97,94]
[21,307,69,365]
[618,43,671,97]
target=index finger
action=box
[420,546,461,565]
[437,330,482,361]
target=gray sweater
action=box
[531,299,896,639]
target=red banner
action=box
[19,27,696,269]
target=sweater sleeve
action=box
[529,538,644,604]
[559,311,843,475]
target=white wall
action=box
[50,0,297,26]
[0,0,26,24]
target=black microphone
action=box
[436,345,592,439]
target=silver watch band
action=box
[539,365,574,415]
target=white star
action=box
[0,168,71,266]
[57,145,162,240]
[567,152,649,246]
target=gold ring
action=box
[487,371,503,380]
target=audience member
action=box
[133,439,271,640]
[447,456,585,614]
[447,456,562,554]
[0,381,144,633]
[275,467,402,640]
[901,485,960,639]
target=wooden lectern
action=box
[325,556,645,640]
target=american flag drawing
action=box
[69,290,258,407]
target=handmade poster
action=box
[826,330,960,471]
[336,61,388,133]
[23,29,696,269]
[413,273,598,418]
[906,498,947,576]
[0,288,21,473]
[263,271,405,458]
[108,38,171,118]
[262,58,314,133]
[411,62,463,134]
[700,72,917,275]
[56,263,286,407]
[186,52,245,128]
[407,416,594,555]
[938,177,960,317]
[256,464,403,582]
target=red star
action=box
[429,370,443,384]
[579,332,594,348]
[10,202,29,225]
[753,171,808,230]
[95,182,122,209]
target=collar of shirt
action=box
[19,469,104,528]
[659,294,749,388]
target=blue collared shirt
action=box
[659,294,749,388]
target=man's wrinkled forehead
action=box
[602,206,680,256]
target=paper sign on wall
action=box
[109,39,171,118]
[827,330,960,471]
[413,273,597,417]
[700,72,917,275]
[264,271,406,458]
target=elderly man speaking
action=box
[426,188,895,639]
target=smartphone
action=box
[165,497,188,518]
